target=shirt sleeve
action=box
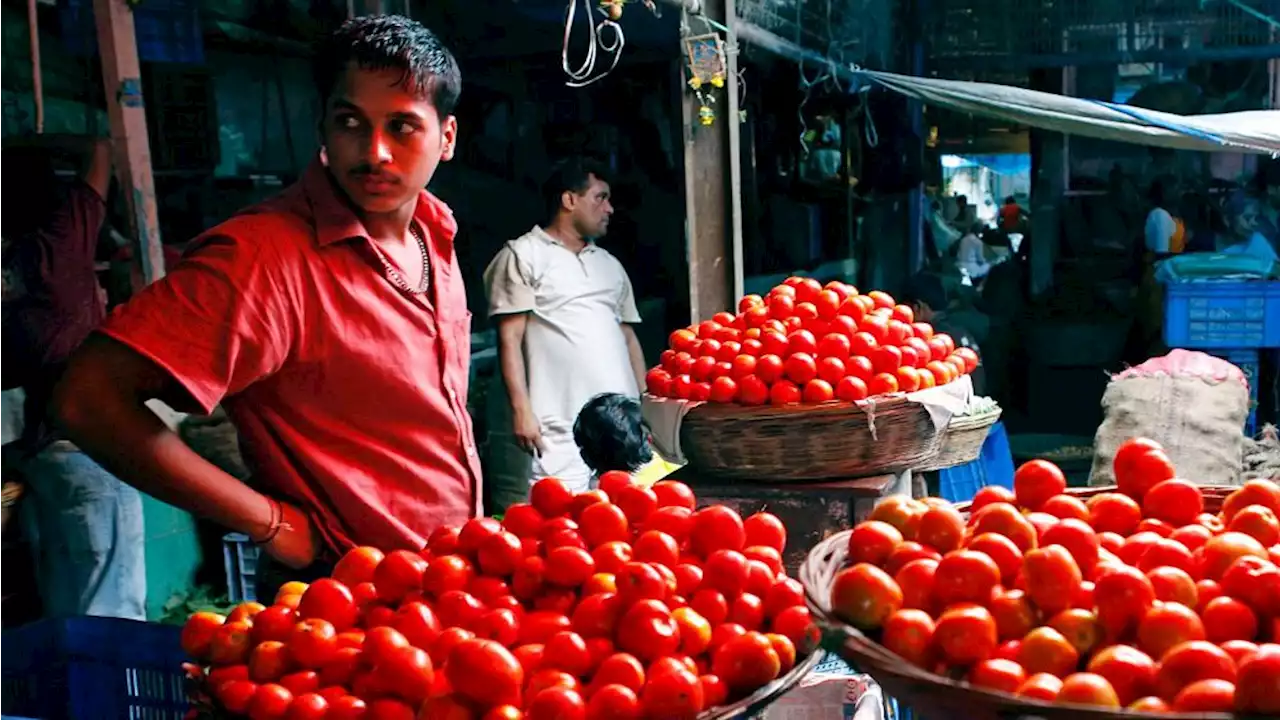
[1145,209,1174,253]
[617,267,642,324]
[483,244,536,317]
[98,232,297,414]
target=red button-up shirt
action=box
[101,160,482,553]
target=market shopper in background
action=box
[2,135,147,620]
[52,16,479,596]
[1143,177,1186,256]
[484,157,647,512]
[1218,189,1279,262]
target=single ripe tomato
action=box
[181,611,226,661]
[374,550,429,604]
[1013,459,1066,511]
[1057,672,1120,708]
[916,504,965,554]
[1143,479,1205,527]
[933,604,998,666]
[1015,672,1063,701]
[970,503,1038,554]
[531,477,575,518]
[881,608,936,668]
[578,502,630,548]
[652,480,696,511]
[1086,644,1157,706]
[1018,626,1079,678]
[847,521,904,567]
[968,658,1027,694]
[932,550,1001,606]
[689,506,746,557]
[444,639,524,708]
[331,547,384,588]
[1112,438,1172,501]
[830,563,903,630]
[1201,596,1258,643]
[711,631,781,693]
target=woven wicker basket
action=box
[187,649,825,719]
[918,405,1002,472]
[675,395,943,481]
[799,486,1237,720]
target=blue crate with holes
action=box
[223,532,260,604]
[1211,348,1260,436]
[1163,281,1280,349]
[1,617,188,720]
[934,421,1014,503]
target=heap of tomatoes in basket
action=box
[830,437,1280,714]
[181,476,817,720]
[643,277,979,406]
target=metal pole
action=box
[724,0,744,304]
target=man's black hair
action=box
[573,393,653,475]
[312,14,461,117]
[1004,196,1016,205]
[542,156,611,224]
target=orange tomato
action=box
[1023,545,1083,617]
[1014,672,1063,701]
[989,589,1038,642]
[1139,602,1209,661]
[830,563,903,630]
[966,533,1024,586]
[1057,672,1120,708]
[1228,504,1280,546]
[1154,641,1237,701]
[1201,531,1268,580]
[916,504,966,554]
[932,550,1001,606]
[1047,609,1099,656]
[933,604,998,666]
[1086,493,1142,536]
[968,658,1027,694]
[970,503,1038,554]
[881,608,936,668]
[1017,627,1078,678]
[1087,644,1157,706]
[1222,479,1280,523]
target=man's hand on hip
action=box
[513,409,545,458]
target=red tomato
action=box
[830,563,903,630]
[967,533,1024,586]
[543,631,593,677]
[1143,479,1205,527]
[690,506,747,557]
[1235,643,1280,713]
[577,502,629,549]
[711,631,781,693]
[969,658,1027,694]
[882,608,936,668]
[639,668,704,720]
[1013,460,1067,512]
[502,504,547,539]
[1093,565,1156,638]
[933,549,1002,606]
[248,683,293,720]
[934,604,999,666]
[868,372,899,396]
[445,639,524,708]
[1201,596,1258,643]
[526,687,586,720]
[586,684,640,720]
[801,379,834,403]
[374,550,429,604]
[545,546,596,587]
[1137,602,1206,660]
[769,380,801,406]
[1155,641,1237,701]
[616,600,681,661]
[1112,438,1168,493]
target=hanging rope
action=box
[561,0,625,88]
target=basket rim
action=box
[671,392,918,421]
[799,485,1241,720]
[948,405,1002,429]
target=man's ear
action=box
[561,189,577,213]
[440,115,458,162]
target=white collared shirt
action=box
[483,226,641,430]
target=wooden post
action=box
[680,0,736,323]
[93,0,165,285]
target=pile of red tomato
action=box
[181,475,817,720]
[829,437,1280,714]
[643,277,979,406]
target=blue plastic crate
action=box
[1,617,187,720]
[935,421,1014,503]
[1163,281,1280,349]
[222,532,259,604]
[1211,348,1260,436]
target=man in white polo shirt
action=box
[483,157,647,511]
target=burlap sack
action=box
[1090,350,1248,487]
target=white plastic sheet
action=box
[860,69,1280,155]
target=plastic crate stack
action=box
[1,617,187,720]
[1163,280,1280,436]
[223,532,260,604]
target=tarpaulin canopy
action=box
[859,69,1280,156]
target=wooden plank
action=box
[680,0,732,323]
[93,0,165,286]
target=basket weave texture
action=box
[676,395,943,481]
[800,485,1237,720]
[918,406,1002,472]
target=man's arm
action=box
[53,335,318,568]
[495,313,544,456]
[621,323,647,391]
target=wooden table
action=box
[673,469,913,575]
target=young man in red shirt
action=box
[54,15,481,592]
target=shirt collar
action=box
[302,158,458,247]
[531,225,599,253]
